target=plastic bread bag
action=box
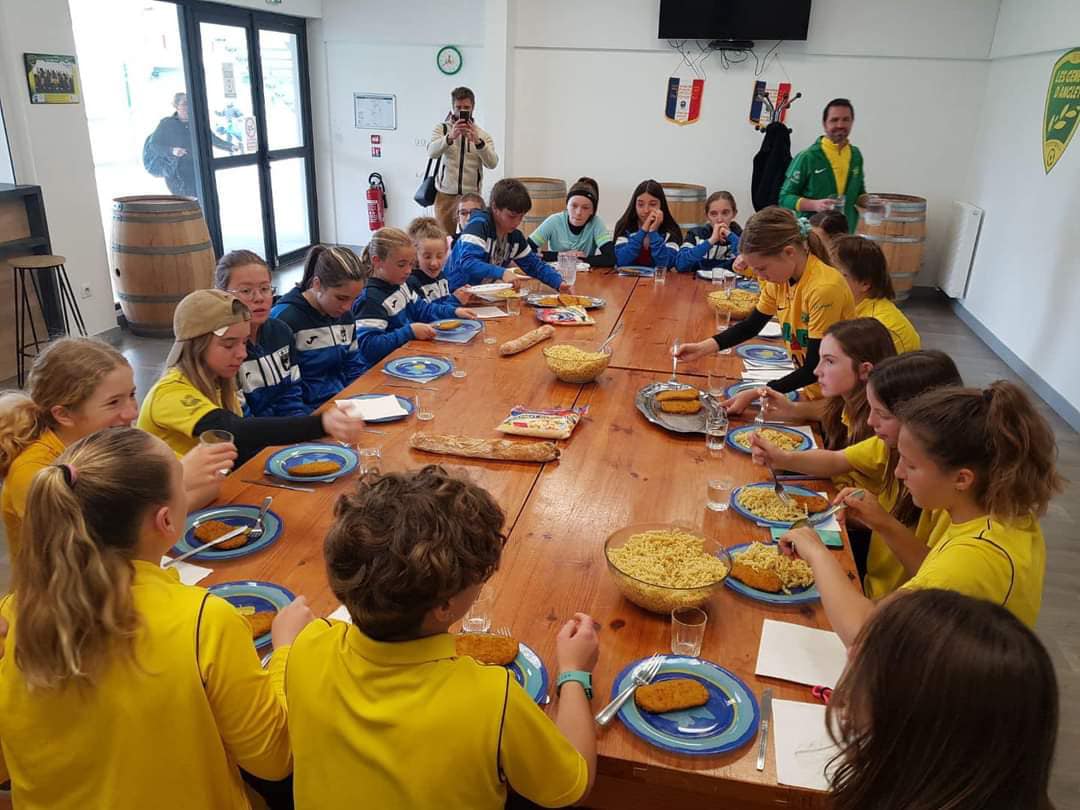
[495,405,590,440]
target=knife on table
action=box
[756,688,773,771]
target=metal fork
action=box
[596,654,664,727]
[598,322,623,354]
[248,496,272,541]
[670,338,681,384]
[754,392,796,509]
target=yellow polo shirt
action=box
[756,254,855,399]
[903,513,1045,628]
[283,620,588,810]
[1,428,65,560]
[820,136,852,196]
[855,297,921,354]
[138,368,237,457]
[0,561,290,808]
[843,436,942,599]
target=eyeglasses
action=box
[228,285,276,300]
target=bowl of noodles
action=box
[604,523,732,614]
[543,344,611,383]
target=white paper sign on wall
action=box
[354,93,397,131]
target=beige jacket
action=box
[427,119,499,196]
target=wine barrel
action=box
[515,177,567,237]
[661,182,707,236]
[855,194,927,301]
[111,196,215,337]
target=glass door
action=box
[186,4,317,267]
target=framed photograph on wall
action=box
[24,53,81,104]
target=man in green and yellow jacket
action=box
[779,98,866,232]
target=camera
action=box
[456,109,472,123]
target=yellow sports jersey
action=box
[855,297,921,354]
[283,621,588,810]
[756,254,855,399]
[903,513,1046,628]
[0,561,290,808]
[1,428,65,559]
[820,136,852,196]
[137,367,236,457]
[842,437,944,598]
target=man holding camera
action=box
[428,86,500,236]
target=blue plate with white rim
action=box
[730,482,828,529]
[613,656,759,756]
[727,424,813,455]
[510,641,550,706]
[723,381,798,402]
[736,277,760,292]
[617,265,656,277]
[383,355,454,382]
[431,319,482,344]
[736,344,792,365]
[208,580,295,649]
[265,443,358,483]
[724,542,821,605]
[346,393,415,422]
[174,503,284,562]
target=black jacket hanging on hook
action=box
[751,122,793,212]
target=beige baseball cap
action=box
[165,289,252,367]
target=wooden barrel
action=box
[855,194,927,301]
[111,196,215,337]
[515,177,567,237]
[661,182,707,235]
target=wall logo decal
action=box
[1044,48,1080,174]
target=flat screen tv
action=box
[658,0,812,42]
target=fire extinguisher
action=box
[367,172,387,231]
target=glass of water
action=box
[358,447,381,476]
[655,264,668,284]
[705,409,728,455]
[414,393,434,421]
[707,475,735,511]
[707,360,726,399]
[462,584,494,633]
[714,308,732,354]
[671,606,707,657]
[557,252,577,288]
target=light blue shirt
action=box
[528,212,613,256]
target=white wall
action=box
[0,98,14,183]
[959,0,1080,414]
[510,0,992,283]
[218,0,323,17]
[0,0,117,336]
[990,0,1080,59]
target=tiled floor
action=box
[0,287,1076,807]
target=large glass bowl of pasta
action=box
[604,523,732,614]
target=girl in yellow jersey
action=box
[832,235,920,354]
[0,338,235,560]
[779,380,1062,644]
[752,351,962,599]
[0,428,311,809]
[676,206,855,409]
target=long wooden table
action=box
[204,269,857,809]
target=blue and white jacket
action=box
[614,229,681,268]
[237,318,309,418]
[406,269,454,304]
[270,287,366,408]
[444,209,563,291]
[352,277,460,367]
[676,226,740,272]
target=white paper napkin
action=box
[336,395,406,421]
[742,367,794,382]
[328,604,353,623]
[759,321,784,338]
[159,557,213,586]
[471,306,511,319]
[755,619,848,687]
[772,699,841,791]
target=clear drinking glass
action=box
[504,294,521,315]
[558,252,577,288]
[705,410,729,455]
[654,264,667,284]
[358,447,381,476]
[714,308,732,354]
[462,584,494,633]
[707,475,735,511]
[415,393,434,421]
[707,361,726,399]
[199,429,234,476]
[671,606,707,657]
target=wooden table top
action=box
[201,269,854,809]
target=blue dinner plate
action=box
[735,344,792,365]
[346,393,415,422]
[173,504,284,562]
[208,580,295,649]
[613,656,759,755]
[723,381,798,402]
[729,482,826,529]
[617,265,656,277]
[265,443,359,483]
[736,278,760,292]
[510,642,549,706]
[724,542,821,605]
[383,355,454,382]
[431,319,482,343]
[727,424,812,455]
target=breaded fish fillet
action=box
[635,678,710,713]
[455,633,519,666]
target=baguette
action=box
[655,387,701,402]
[499,325,556,356]
[409,433,560,463]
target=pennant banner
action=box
[1044,48,1080,174]
[666,76,704,125]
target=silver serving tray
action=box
[635,381,718,434]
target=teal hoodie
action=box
[779,137,866,232]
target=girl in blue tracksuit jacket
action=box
[612,179,684,268]
[353,227,475,368]
[442,178,569,292]
[676,190,743,273]
[270,245,367,408]
[214,249,308,417]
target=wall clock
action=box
[437,45,463,76]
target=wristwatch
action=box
[555,670,593,700]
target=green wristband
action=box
[555,670,593,700]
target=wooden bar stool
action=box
[7,255,88,386]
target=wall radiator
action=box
[938,201,984,299]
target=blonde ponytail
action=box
[741,206,834,266]
[361,227,413,281]
[0,393,46,476]
[13,428,174,689]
